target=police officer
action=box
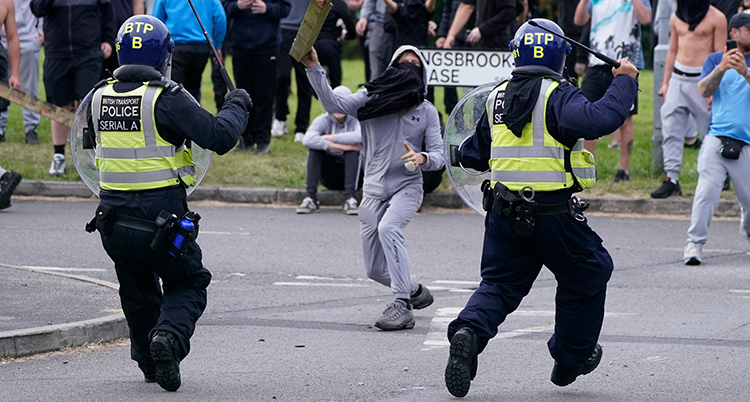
[85,15,251,392]
[443,19,639,397]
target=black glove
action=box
[224,88,253,110]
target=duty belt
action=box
[481,180,589,237]
[85,206,157,234]
[112,214,158,232]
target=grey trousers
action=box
[367,22,394,79]
[661,72,710,181]
[687,135,750,245]
[359,184,422,299]
[0,49,41,132]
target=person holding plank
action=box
[301,45,445,331]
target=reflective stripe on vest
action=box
[487,79,596,191]
[92,83,183,191]
[175,144,196,186]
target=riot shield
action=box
[70,87,212,197]
[443,82,498,215]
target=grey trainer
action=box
[374,299,414,331]
[342,197,358,215]
[410,284,434,310]
[296,197,319,214]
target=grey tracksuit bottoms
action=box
[359,184,422,300]
[687,135,750,245]
[661,66,710,181]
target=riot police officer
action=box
[85,15,251,392]
[444,19,639,397]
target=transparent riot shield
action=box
[70,86,212,196]
[443,82,498,215]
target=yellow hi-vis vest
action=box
[487,79,596,192]
[92,82,196,191]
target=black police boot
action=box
[445,326,479,398]
[550,343,602,387]
[650,178,682,199]
[150,330,181,391]
[139,363,157,383]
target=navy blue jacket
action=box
[458,74,637,201]
[222,0,291,55]
[459,75,638,172]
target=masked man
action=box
[301,45,445,331]
[444,19,638,397]
[85,15,251,392]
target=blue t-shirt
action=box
[701,52,750,144]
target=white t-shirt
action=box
[588,0,652,68]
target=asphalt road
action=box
[1,198,750,401]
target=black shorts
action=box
[43,49,103,107]
[581,65,638,116]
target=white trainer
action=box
[342,197,358,215]
[48,153,66,177]
[296,197,319,214]
[683,241,703,266]
[294,132,305,143]
[271,119,287,138]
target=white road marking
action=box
[434,280,480,286]
[19,266,106,272]
[729,289,750,299]
[296,275,366,282]
[273,282,368,288]
[422,307,633,350]
[201,231,252,236]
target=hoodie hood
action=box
[388,45,428,96]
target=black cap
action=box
[729,12,750,31]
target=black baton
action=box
[186,0,235,91]
[527,20,621,68]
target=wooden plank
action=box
[0,82,74,126]
[289,0,331,62]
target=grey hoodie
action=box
[306,45,445,200]
[302,112,362,155]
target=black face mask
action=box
[676,0,710,31]
[357,61,425,121]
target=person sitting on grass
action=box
[296,85,362,215]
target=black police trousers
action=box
[98,187,211,369]
[448,207,614,367]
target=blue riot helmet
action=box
[115,15,174,76]
[509,19,570,74]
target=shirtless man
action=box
[651,0,727,198]
[0,0,22,142]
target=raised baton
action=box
[527,20,621,68]
[186,0,235,90]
